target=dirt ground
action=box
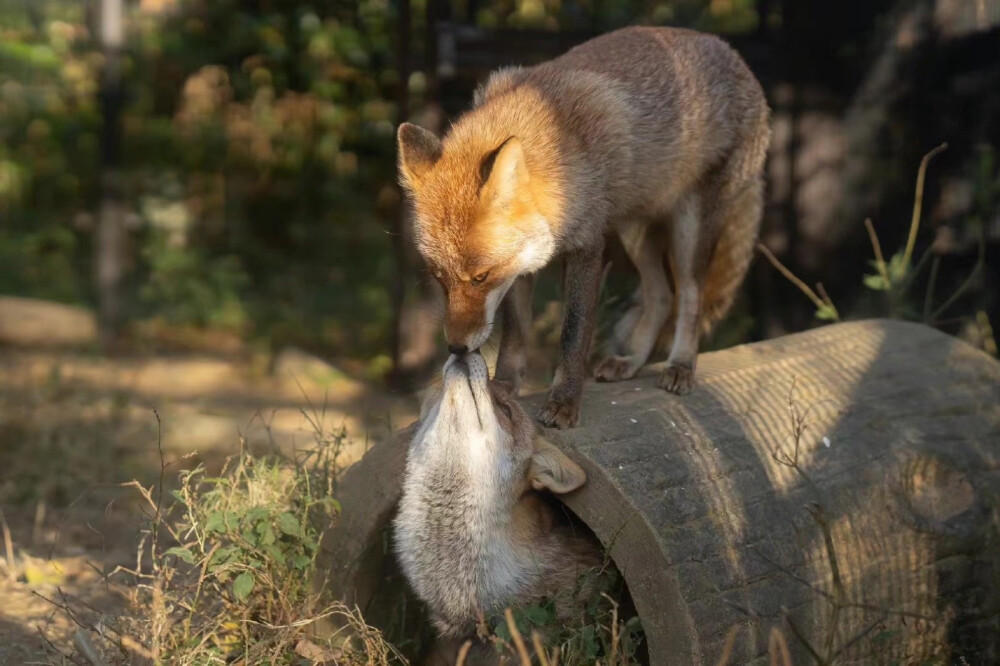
[0,344,420,663]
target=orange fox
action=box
[397,26,770,429]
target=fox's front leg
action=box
[494,274,535,394]
[538,241,604,429]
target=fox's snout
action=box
[443,349,488,388]
[443,283,504,352]
[444,307,489,353]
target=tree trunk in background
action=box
[97,0,125,352]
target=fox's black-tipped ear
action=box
[529,435,586,494]
[397,123,442,189]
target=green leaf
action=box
[863,273,890,291]
[262,543,286,566]
[201,477,230,486]
[164,546,196,564]
[205,511,226,533]
[260,523,276,546]
[277,512,300,537]
[232,571,254,601]
[292,554,311,570]
[521,603,554,627]
[816,304,839,321]
[887,252,908,282]
[208,545,240,571]
[246,507,269,523]
[493,621,511,641]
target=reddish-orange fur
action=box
[398,26,770,428]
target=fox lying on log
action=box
[395,350,602,663]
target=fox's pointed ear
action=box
[397,123,442,189]
[529,435,586,494]
[481,137,527,203]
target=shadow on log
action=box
[314,320,1000,664]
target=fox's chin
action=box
[464,325,495,354]
[440,352,492,427]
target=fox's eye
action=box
[471,271,490,285]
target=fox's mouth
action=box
[442,350,490,427]
[444,350,488,388]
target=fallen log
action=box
[315,320,1000,664]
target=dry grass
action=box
[33,408,405,665]
[759,141,996,357]
[24,398,643,666]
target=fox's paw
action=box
[594,356,638,383]
[537,390,581,430]
[659,363,694,395]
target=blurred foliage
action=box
[0,0,763,362]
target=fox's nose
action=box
[448,344,468,357]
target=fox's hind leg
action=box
[595,219,671,382]
[495,274,535,393]
[659,193,715,394]
[661,120,768,394]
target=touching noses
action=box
[448,343,468,357]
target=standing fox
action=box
[397,26,770,429]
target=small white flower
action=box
[630,418,638,424]
[611,401,617,405]
[822,436,831,448]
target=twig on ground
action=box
[532,630,554,666]
[808,503,845,661]
[714,624,742,666]
[784,612,825,665]
[504,608,532,665]
[864,218,889,286]
[757,244,840,321]
[455,640,473,666]
[769,627,792,666]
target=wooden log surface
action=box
[315,320,1000,664]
